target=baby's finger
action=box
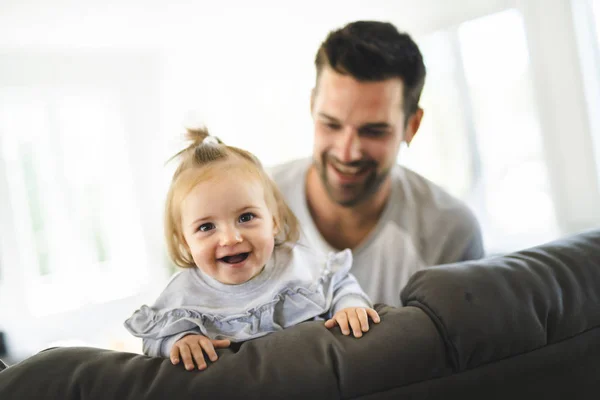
[324,318,337,329]
[347,311,363,338]
[335,312,350,335]
[189,342,207,370]
[178,344,196,371]
[357,308,370,332]
[199,338,218,363]
[367,308,381,323]
[170,346,181,365]
[211,339,231,349]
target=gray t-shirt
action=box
[269,158,484,307]
[124,245,371,357]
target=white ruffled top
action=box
[124,244,371,357]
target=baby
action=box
[125,128,379,371]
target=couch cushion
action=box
[356,326,600,400]
[401,228,600,372]
[0,305,449,400]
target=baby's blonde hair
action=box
[165,127,299,268]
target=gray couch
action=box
[1,229,599,399]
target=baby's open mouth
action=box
[219,252,250,264]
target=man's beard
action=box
[315,153,390,207]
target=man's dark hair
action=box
[315,20,426,117]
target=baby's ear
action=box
[272,217,280,236]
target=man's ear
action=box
[310,88,316,115]
[404,107,424,146]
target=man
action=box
[270,20,484,307]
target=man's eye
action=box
[198,223,215,232]
[360,129,386,137]
[239,213,255,223]
[325,122,341,130]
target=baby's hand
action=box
[324,307,380,338]
[170,334,231,371]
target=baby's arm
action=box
[142,332,192,358]
[169,334,230,371]
[142,329,231,371]
[330,272,372,314]
[125,270,230,365]
[325,272,380,337]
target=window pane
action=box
[458,9,559,250]
[595,0,600,40]
[19,140,51,275]
[0,94,54,276]
[402,31,474,200]
[0,86,148,315]
[404,9,559,253]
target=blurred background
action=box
[1,0,600,362]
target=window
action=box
[572,0,600,186]
[595,0,600,36]
[591,0,600,176]
[0,67,150,316]
[403,9,560,253]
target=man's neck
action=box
[305,166,391,250]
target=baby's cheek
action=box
[191,246,212,269]
[265,237,276,256]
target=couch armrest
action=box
[402,229,600,372]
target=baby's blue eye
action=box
[199,223,215,232]
[239,213,255,223]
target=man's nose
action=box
[219,225,243,246]
[336,128,362,163]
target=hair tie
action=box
[202,135,220,146]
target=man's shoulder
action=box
[391,165,484,262]
[392,165,480,234]
[267,158,311,190]
[393,165,469,213]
